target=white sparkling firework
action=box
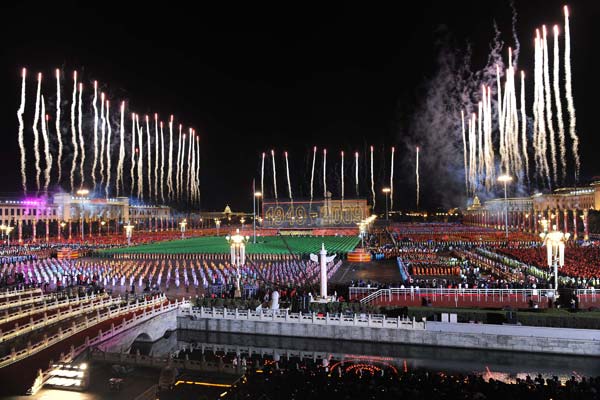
[477,102,483,188]
[69,71,78,192]
[178,130,185,201]
[17,68,27,193]
[195,135,200,205]
[323,148,327,198]
[341,151,344,200]
[355,151,359,196]
[55,69,63,186]
[78,83,85,188]
[146,116,152,200]
[160,120,165,203]
[416,146,420,209]
[116,101,125,196]
[271,149,278,200]
[175,124,182,200]
[92,81,99,190]
[461,110,467,194]
[542,26,558,185]
[130,113,136,196]
[370,145,375,210]
[552,25,566,181]
[99,93,106,187]
[137,116,144,200]
[261,152,265,200]
[33,72,42,192]
[309,146,316,200]
[105,100,112,197]
[167,116,174,201]
[154,114,159,202]
[187,130,193,203]
[520,71,529,184]
[564,6,580,181]
[390,146,394,209]
[284,151,292,199]
[41,98,52,192]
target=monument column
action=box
[583,209,589,241]
[563,209,569,235]
[572,209,578,240]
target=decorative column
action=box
[18,220,22,243]
[563,209,569,235]
[45,219,49,242]
[583,209,589,241]
[533,210,538,234]
[555,211,560,232]
[68,221,72,240]
[32,219,37,243]
[572,209,578,240]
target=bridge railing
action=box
[0,287,42,300]
[181,306,425,330]
[27,297,189,395]
[0,292,61,312]
[0,294,171,370]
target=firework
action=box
[564,5,580,181]
[99,92,106,186]
[520,71,529,185]
[390,146,394,209]
[552,25,566,181]
[166,116,174,200]
[41,98,52,192]
[78,83,85,188]
[33,72,42,192]
[92,81,99,190]
[261,152,265,200]
[322,148,327,198]
[284,151,292,199]
[176,124,182,200]
[341,150,344,199]
[105,100,112,196]
[55,69,63,186]
[416,146,420,209]
[116,101,125,196]
[17,68,27,193]
[154,114,159,201]
[370,145,375,209]
[271,149,278,199]
[160,120,165,203]
[130,113,136,196]
[542,26,558,184]
[310,146,316,200]
[137,115,144,200]
[355,151,359,196]
[461,110,467,194]
[146,115,152,199]
[187,130,193,202]
[195,135,200,205]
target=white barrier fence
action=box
[0,287,42,299]
[180,306,425,330]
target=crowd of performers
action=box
[0,255,343,296]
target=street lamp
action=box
[253,191,262,244]
[76,188,89,241]
[0,224,13,246]
[215,219,221,236]
[382,187,391,221]
[225,228,249,297]
[540,221,570,295]
[60,221,66,240]
[497,175,512,240]
[179,219,187,239]
[124,222,135,246]
[100,220,106,236]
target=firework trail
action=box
[284,151,292,199]
[167,116,174,201]
[78,83,85,188]
[130,113,136,196]
[69,71,78,192]
[135,115,144,200]
[41,98,52,192]
[533,32,541,182]
[55,69,63,186]
[92,81,99,190]
[322,148,327,198]
[370,145,375,210]
[99,93,106,187]
[496,65,505,175]
[461,110,467,194]
[390,146,394,209]
[341,151,344,200]
[17,68,27,193]
[355,151,359,196]
[261,152,265,199]
[552,26,566,181]
[160,120,165,203]
[175,124,182,200]
[468,113,475,193]
[477,102,483,189]
[178,130,186,201]
[154,114,159,201]
[105,100,113,197]
[542,26,558,185]
[520,71,530,184]
[271,149,278,200]
[116,101,125,196]
[416,146,420,209]
[137,116,144,199]
[564,6,580,181]
[536,30,551,188]
[33,72,42,192]
[309,146,316,200]
[195,135,200,205]
[146,116,152,200]
[187,130,193,203]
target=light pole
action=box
[382,187,391,221]
[225,228,249,298]
[4,226,13,246]
[76,189,89,241]
[540,220,570,295]
[179,219,187,239]
[253,191,262,244]
[497,175,512,240]
[60,222,66,240]
[124,222,134,246]
[215,219,221,236]
[100,220,106,236]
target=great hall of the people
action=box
[463,181,600,240]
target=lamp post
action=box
[215,219,221,236]
[60,222,66,240]
[179,219,187,239]
[539,220,570,295]
[100,220,106,236]
[382,187,391,221]
[124,222,134,246]
[497,175,512,240]
[225,228,249,298]
[76,189,89,241]
[253,189,262,244]
[4,226,13,246]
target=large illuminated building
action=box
[463,181,600,240]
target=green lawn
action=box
[100,235,360,255]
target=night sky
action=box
[0,1,598,212]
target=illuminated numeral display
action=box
[262,200,367,228]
